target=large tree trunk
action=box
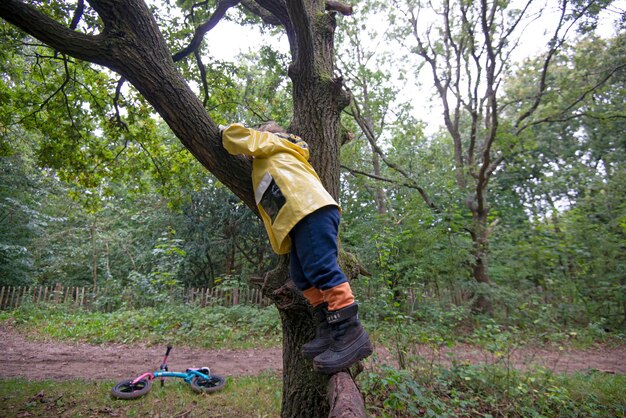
[0,0,364,416]
[279,2,354,415]
[280,307,332,416]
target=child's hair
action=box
[257,121,287,134]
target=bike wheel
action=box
[190,374,226,393]
[111,379,152,399]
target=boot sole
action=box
[302,345,330,359]
[312,332,373,374]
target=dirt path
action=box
[1,324,624,381]
[404,343,626,374]
[0,325,282,381]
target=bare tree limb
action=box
[113,77,129,131]
[495,0,533,55]
[172,0,240,62]
[349,96,438,211]
[514,0,599,131]
[341,164,439,211]
[517,62,626,135]
[514,0,568,129]
[408,5,466,189]
[284,0,315,75]
[69,0,85,30]
[184,1,209,24]
[475,0,499,214]
[194,49,210,107]
[250,0,294,47]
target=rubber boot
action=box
[301,303,332,359]
[312,303,373,374]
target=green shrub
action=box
[360,364,626,417]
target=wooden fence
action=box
[0,284,271,311]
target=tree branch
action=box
[136,137,167,187]
[0,0,108,65]
[495,0,533,55]
[475,0,500,213]
[517,62,626,135]
[328,371,366,417]
[17,55,70,125]
[325,0,353,16]
[249,0,293,41]
[240,0,282,25]
[341,164,439,211]
[184,1,209,24]
[350,102,399,174]
[172,0,240,62]
[514,0,598,130]
[113,77,129,131]
[194,49,210,107]
[61,56,83,137]
[409,5,466,189]
[69,0,85,30]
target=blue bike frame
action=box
[131,369,210,385]
[130,345,211,385]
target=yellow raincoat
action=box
[222,123,339,254]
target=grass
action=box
[0,303,282,349]
[2,366,623,418]
[0,373,281,417]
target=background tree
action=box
[385,0,620,311]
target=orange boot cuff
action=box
[303,287,325,307]
[322,282,355,311]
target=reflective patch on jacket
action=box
[256,173,286,223]
[255,172,273,204]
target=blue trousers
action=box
[289,205,348,291]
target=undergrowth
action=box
[0,303,281,349]
[359,291,625,350]
[361,300,625,417]
[359,364,626,417]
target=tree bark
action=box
[90,219,98,287]
[469,208,493,313]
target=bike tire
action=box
[190,374,226,393]
[111,379,152,399]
